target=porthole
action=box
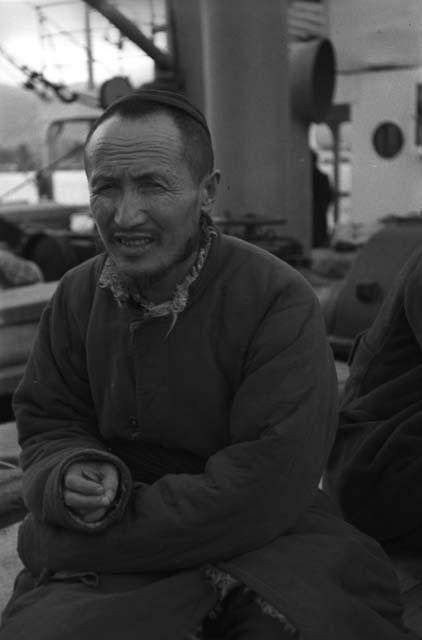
[372,122,404,159]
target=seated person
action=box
[21,231,79,282]
[0,91,417,640]
[327,247,422,554]
[327,247,422,635]
[0,215,78,285]
[311,150,333,248]
[0,217,43,288]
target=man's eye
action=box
[141,180,165,191]
[94,183,117,194]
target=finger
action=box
[101,465,120,502]
[103,484,118,503]
[64,474,104,496]
[80,468,103,484]
[63,490,111,510]
[80,508,107,523]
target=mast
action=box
[84,5,94,90]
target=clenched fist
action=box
[63,461,120,523]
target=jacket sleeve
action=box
[13,276,133,533]
[327,251,422,550]
[19,286,339,575]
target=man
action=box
[327,247,422,634]
[0,91,416,640]
[311,150,333,248]
[327,246,422,551]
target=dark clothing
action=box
[2,566,217,640]
[1,231,416,639]
[312,162,333,248]
[21,233,79,282]
[202,588,298,639]
[327,246,422,553]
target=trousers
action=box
[201,588,300,640]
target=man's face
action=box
[85,112,205,284]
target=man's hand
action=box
[63,461,120,523]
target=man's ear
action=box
[200,170,221,214]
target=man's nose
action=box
[114,190,148,228]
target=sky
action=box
[1,1,421,89]
[0,0,167,90]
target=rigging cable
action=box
[0,143,84,202]
[0,43,99,107]
[29,1,116,76]
[0,44,78,103]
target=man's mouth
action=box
[113,234,156,251]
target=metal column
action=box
[200,1,290,231]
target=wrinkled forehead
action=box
[85,112,184,173]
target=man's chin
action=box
[110,251,159,277]
[114,259,171,292]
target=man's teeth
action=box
[117,237,153,247]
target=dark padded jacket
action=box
[328,247,422,554]
[6,232,415,640]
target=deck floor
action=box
[0,422,19,464]
[0,523,22,615]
